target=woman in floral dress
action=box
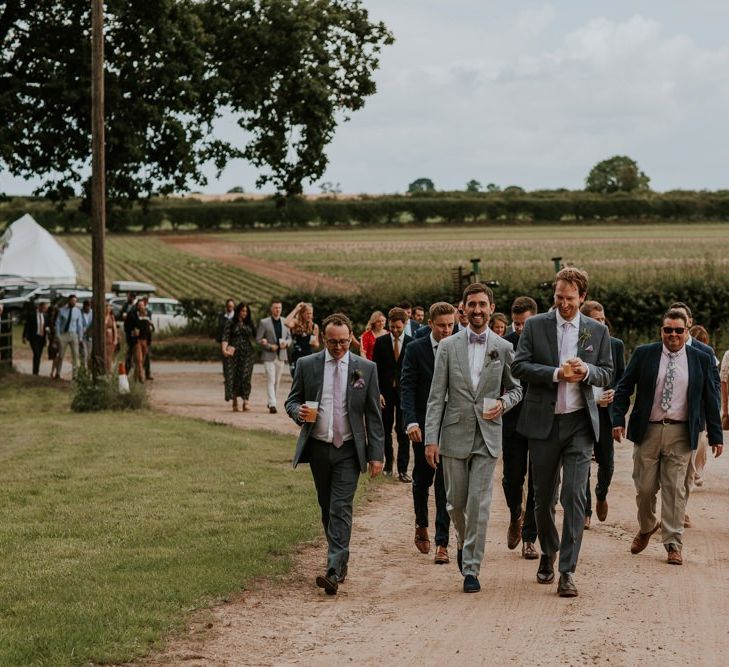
[221,302,256,411]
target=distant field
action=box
[207,223,729,292]
[62,235,283,302]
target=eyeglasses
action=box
[662,327,686,335]
[325,339,351,347]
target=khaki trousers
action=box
[633,423,692,551]
[684,430,708,495]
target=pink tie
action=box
[332,360,344,447]
[556,322,570,413]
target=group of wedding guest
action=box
[281,270,724,599]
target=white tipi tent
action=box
[0,214,77,285]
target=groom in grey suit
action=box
[425,283,522,593]
[512,267,613,597]
[285,313,385,596]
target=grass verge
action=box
[0,373,323,665]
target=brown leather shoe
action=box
[596,499,608,522]
[507,517,523,550]
[630,523,660,554]
[522,541,539,560]
[684,514,692,528]
[415,527,431,554]
[584,515,591,530]
[667,546,683,565]
[434,545,449,564]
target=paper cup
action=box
[561,361,574,378]
[304,401,319,422]
[483,397,499,418]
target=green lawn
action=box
[0,374,323,665]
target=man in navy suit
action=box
[373,307,413,481]
[580,301,626,527]
[401,301,456,563]
[23,301,49,375]
[612,308,723,565]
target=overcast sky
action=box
[3,1,729,196]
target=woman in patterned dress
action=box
[221,302,256,412]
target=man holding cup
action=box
[285,313,385,596]
[512,268,613,597]
[425,283,522,593]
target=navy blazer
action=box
[372,333,412,396]
[611,342,723,450]
[609,337,625,389]
[502,330,526,437]
[400,333,437,428]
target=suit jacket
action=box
[424,329,522,459]
[689,337,721,427]
[23,310,47,341]
[609,337,626,389]
[400,333,437,429]
[611,342,723,450]
[256,316,291,362]
[512,311,613,441]
[215,312,233,343]
[285,351,385,473]
[502,330,526,438]
[372,333,412,396]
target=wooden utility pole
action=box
[90,0,106,377]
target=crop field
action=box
[193,223,729,293]
[62,235,283,302]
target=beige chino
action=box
[633,422,692,550]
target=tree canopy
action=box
[408,178,435,193]
[0,0,393,203]
[585,155,650,194]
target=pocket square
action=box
[584,345,594,353]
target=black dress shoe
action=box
[269,406,277,414]
[463,574,481,593]
[457,548,463,574]
[557,572,578,597]
[398,472,412,483]
[339,564,348,583]
[315,571,339,595]
[536,553,555,584]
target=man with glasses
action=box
[612,309,723,565]
[285,313,384,596]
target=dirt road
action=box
[13,353,729,666]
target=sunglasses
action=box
[662,326,686,335]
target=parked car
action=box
[110,281,156,296]
[109,296,187,332]
[0,284,92,323]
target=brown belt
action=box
[649,418,687,425]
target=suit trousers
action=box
[684,430,708,497]
[57,332,80,376]
[501,427,537,543]
[381,391,410,474]
[442,432,498,577]
[30,336,45,375]
[633,423,691,551]
[529,409,593,575]
[585,406,615,515]
[306,438,360,577]
[411,441,450,546]
[263,359,285,408]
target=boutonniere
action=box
[351,368,366,389]
[578,328,592,351]
[488,350,499,360]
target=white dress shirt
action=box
[553,311,586,414]
[312,350,353,443]
[466,326,489,391]
[649,345,689,422]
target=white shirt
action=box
[650,344,689,422]
[553,311,586,414]
[466,326,489,391]
[312,350,352,443]
[37,312,45,334]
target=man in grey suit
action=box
[257,299,291,414]
[512,267,613,597]
[285,313,385,596]
[425,283,523,593]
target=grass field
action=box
[0,374,323,666]
[211,223,729,292]
[61,235,283,302]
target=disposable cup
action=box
[304,401,319,422]
[483,397,499,418]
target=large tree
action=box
[0,1,392,203]
[585,155,650,194]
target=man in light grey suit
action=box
[285,313,385,596]
[512,267,613,597]
[256,299,291,413]
[425,283,523,593]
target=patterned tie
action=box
[660,352,678,412]
[556,321,571,413]
[332,359,344,447]
[469,331,487,344]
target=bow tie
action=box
[469,331,487,345]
